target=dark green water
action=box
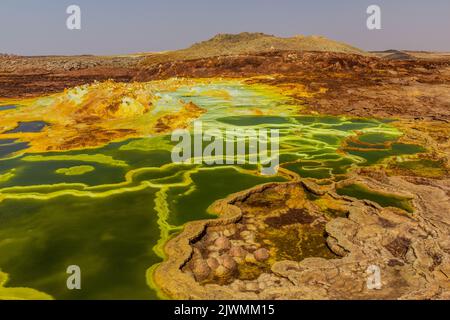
[0,188,160,299]
[4,121,48,134]
[0,105,17,111]
[336,183,413,213]
[168,167,286,226]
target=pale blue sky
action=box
[1,0,449,55]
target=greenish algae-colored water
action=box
[0,80,425,299]
[336,183,414,213]
[0,189,160,299]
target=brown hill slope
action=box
[140,32,367,66]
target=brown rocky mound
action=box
[140,32,367,66]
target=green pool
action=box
[0,80,425,299]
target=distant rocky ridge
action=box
[371,50,415,61]
[140,32,367,66]
[189,32,367,55]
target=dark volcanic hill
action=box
[187,32,366,56]
[372,50,416,61]
[140,32,367,66]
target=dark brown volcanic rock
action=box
[0,55,142,98]
[134,51,376,81]
[135,50,450,122]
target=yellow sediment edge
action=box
[22,154,128,167]
[0,270,53,300]
[0,170,15,183]
[55,165,95,176]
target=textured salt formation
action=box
[154,170,450,299]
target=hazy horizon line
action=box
[2,32,449,57]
